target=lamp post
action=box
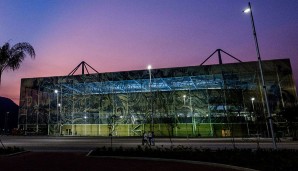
[251,97,255,111]
[48,98,51,135]
[250,97,255,121]
[58,103,61,135]
[5,112,9,135]
[54,89,59,135]
[148,65,154,132]
[183,95,188,137]
[251,97,255,112]
[84,115,87,136]
[244,2,276,149]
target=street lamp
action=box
[243,2,277,149]
[5,112,9,135]
[54,89,59,135]
[251,97,255,112]
[147,65,153,132]
[250,97,255,121]
[48,98,51,135]
[58,103,61,135]
[182,95,188,138]
[84,115,87,136]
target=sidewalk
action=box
[0,152,256,171]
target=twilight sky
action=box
[0,0,298,105]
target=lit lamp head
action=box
[243,8,251,13]
[54,89,58,94]
[251,97,255,101]
[147,65,152,70]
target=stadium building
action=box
[18,51,297,137]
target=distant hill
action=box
[0,96,19,133]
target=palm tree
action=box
[0,42,35,85]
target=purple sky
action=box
[0,0,297,104]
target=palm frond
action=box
[12,42,36,59]
[8,51,25,70]
[0,42,36,84]
[0,43,11,65]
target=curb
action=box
[0,150,29,157]
[87,151,257,171]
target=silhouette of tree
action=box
[0,42,35,84]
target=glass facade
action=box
[18,59,297,137]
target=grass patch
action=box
[90,146,298,171]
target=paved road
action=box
[0,152,256,171]
[2,136,294,171]
[1,136,297,152]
